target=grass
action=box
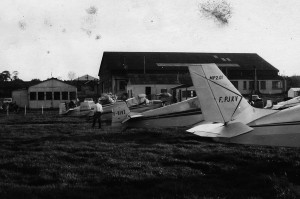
[0,111,300,198]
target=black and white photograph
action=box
[1,0,300,198]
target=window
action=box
[62,92,68,100]
[272,81,282,89]
[182,90,195,98]
[161,89,167,93]
[119,80,127,91]
[231,81,238,89]
[145,87,151,95]
[70,92,76,100]
[30,92,36,100]
[243,81,247,90]
[54,92,60,100]
[38,92,44,100]
[249,81,254,90]
[260,81,266,90]
[46,92,52,100]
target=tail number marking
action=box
[210,75,223,80]
[113,110,126,116]
[219,96,239,103]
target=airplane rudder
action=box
[59,103,66,114]
[111,101,130,126]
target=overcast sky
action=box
[0,0,300,81]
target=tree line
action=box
[0,71,42,97]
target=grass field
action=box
[1,110,300,199]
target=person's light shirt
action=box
[93,103,103,113]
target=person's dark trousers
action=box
[92,112,102,128]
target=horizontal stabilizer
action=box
[121,113,143,123]
[187,122,253,138]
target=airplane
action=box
[101,94,163,121]
[59,101,94,117]
[111,96,203,128]
[185,63,300,147]
[59,94,163,121]
[265,96,300,110]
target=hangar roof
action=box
[99,52,279,75]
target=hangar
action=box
[12,78,77,109]
[28,78,77,109]
[98,52,286,98]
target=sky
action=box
[0,0,300,81]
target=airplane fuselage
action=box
[215,105,300,147]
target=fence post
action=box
[24,105,27,116]
[7,104,9,116]
[42,105,43,115]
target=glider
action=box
[187,63,300,147]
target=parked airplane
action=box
[102,94,163,121]
[111,97,203,128]
[265,96,300,110]
[186,63,300,147]
[59,101,94,117]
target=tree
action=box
[0,71,12,81]
[30,78,41,85]
[12,71,19,80]
[68,71,76,81]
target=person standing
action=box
[92,99,103,129]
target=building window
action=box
[145,87,151,96]
[54,92,60,100]
[249,81,254,90]
[38,92,44,100]
[161,89,168,93]
[119,80,127,91]
[62,92,68,100]
[260,81,266,90]
[30,92,36,100]
[70,92,76,100]
[46,92,52,100]
[231,81,238,89]
[272,81,282,89]
[243,81,247,90]
[182,90,195,98]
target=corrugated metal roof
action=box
[99,52,279,75]
[77,74,98,81]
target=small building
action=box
[288,88,300,98]
[28,78,77,109]
[12,89,28,108]
[77,74,99,81]
[70,74,100,100]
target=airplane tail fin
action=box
[111,101,130,127]
[264,100,273,109]
[59,103,67,115]
[188,64,252,124]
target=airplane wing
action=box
[121,113,143,123]
[187,122,253,138]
